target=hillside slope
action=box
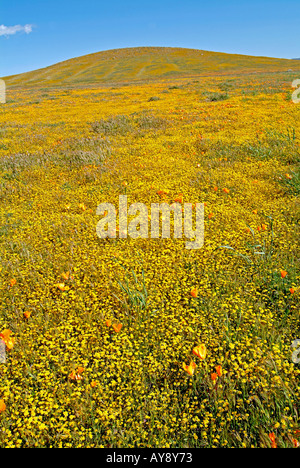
[4,46,300,88]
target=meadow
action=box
[0,52,300,447]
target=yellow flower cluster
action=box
[0,72,299,447]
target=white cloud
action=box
[0,24,33,37]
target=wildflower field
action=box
[0,50,300,447]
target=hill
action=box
[4,46,300,88]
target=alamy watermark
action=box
[96,196,204,250]
[292,79,300,104]
[0,339,6,364]
[292,340,300,364]
[0,79,6,104]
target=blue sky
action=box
[1,0,299,77]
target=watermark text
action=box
[96,196,204,250]
[0,80,6,104]
[292,79,300,104]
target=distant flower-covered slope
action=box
[4,46,300,88]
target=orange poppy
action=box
[69,367,84,381]
[10,279,17,287]
[0,330,11,342]
[291,438,300,448]
[213,186,218,192]
[7,336,14,350]
[157,189,168,197]
[269,432,277,448]
[183,361,197,376]
[61,272,74,281]
[112,323,122,333]
[0,400,6,414]
[290,288,295,294]
[190,288,198,298]
[193,344,207,360]
[24,311,31,319]
[105,319,112,327]
[69,371,83,381]
[211,372,218,381]
[280,270,288,279]
[223,188,230,194]
[216,365,223,377]
[174,194,183,203]
[90,381,98,388]
[208,213,214,219]
[0,330,15,350]
[56,283,68,291]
